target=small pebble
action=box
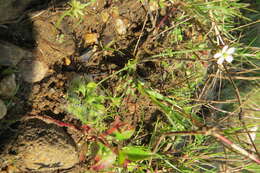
[64,57,71,66]
[0,99,7,119]
[84,33,99,45]
[19,60,48,83]
[115,18,127,35]
[0,74,16,98]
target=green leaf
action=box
[94,104,106,112]
[146,90,164,100]
[118,150,127,165]
[120,146,155,162]
[86,82,97,91]
[113,128,135,141]
[78,83,87,96]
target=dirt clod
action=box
[0,118,79,171]
[33,19,76,66]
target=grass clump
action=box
[63,0,260,172]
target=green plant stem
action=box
[56,11,71,28]
[97,66,129,86]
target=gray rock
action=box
[0,41,32,66]
[1,118,79,171]
[19,60,48,83]
[0,0,36,23]
[0,99,7,119]
[0,74,16,98]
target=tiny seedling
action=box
[56,0,95,28]
[66,75,106,126]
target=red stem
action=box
[156,6,176,29]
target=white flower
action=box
[247,126,258,143]
[214,45,235,65]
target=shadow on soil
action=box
[0,0,69,158]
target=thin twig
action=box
[189,98,238,104]
[206,104,237,115]
[223,65,242,117]
[163,128,260,164]
[155,17,193,38]
[210,131,260,164]
[223,65,259,155]
[228,68,260,74]
[229,19,260,31]
[134,13,148,55]
[209,74,260,80]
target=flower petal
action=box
[214,52,222,59]
[225,55,233,63]
[248,126,258,142]
[227,47,235,54]
[222,45,229,53]
[217,57,224,65]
